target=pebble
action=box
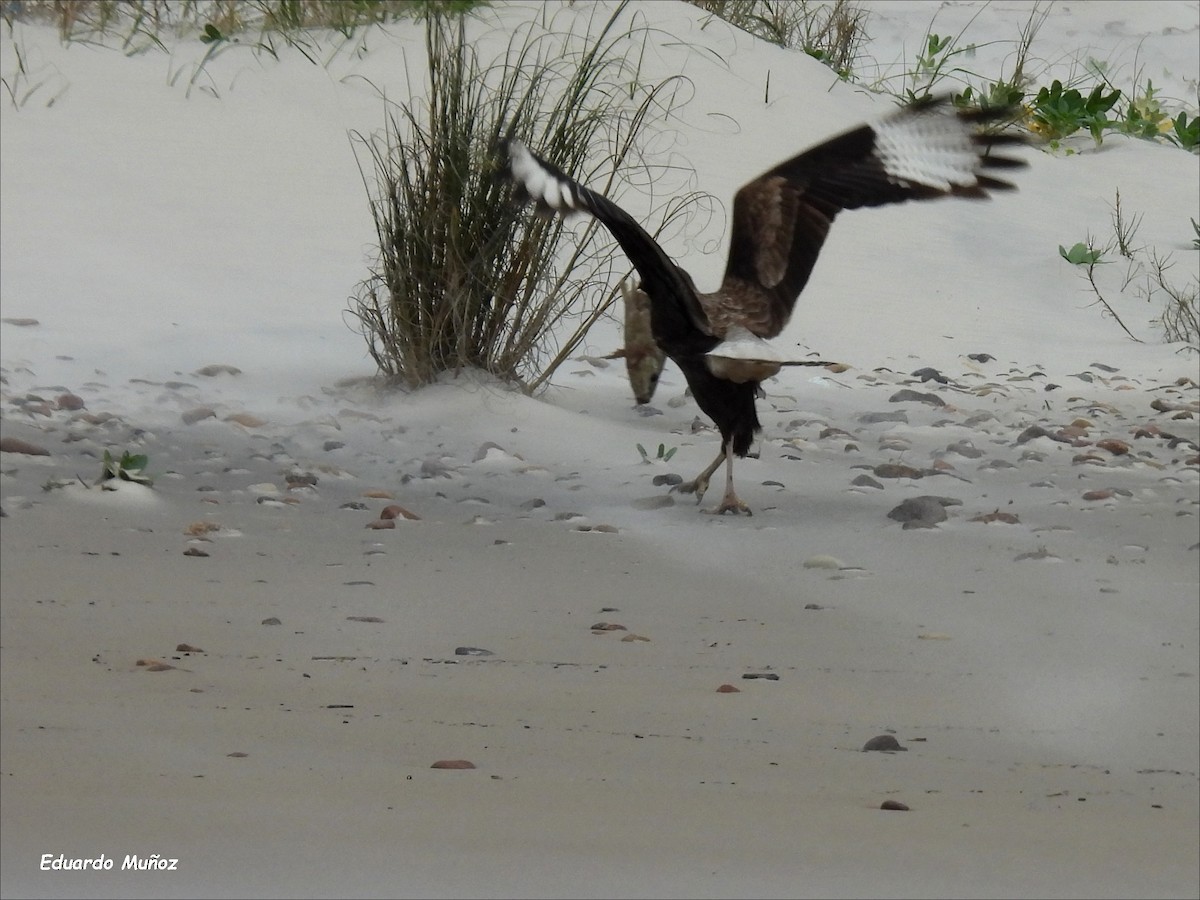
[455,647,494,656]
[0,437,50,456]
[889,389,945,406]
[380,504,420,521]
[194,364,242,377]
[181,407,216,424]
[261,617,282,626]
[862,735,906,752]
[716,684,741,693]
[873,463,925,480]
[850,474,884,489]
[880,800,911,811]
[887,496,951,528]
[431,759,476,770]
[909,367,950,384]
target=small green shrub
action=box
[1029,80,1121,143]
[1059,241,1104,266]
[98,450,154,488]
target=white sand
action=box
[2,2,1198,897]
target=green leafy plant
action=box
[637,442,678,464]
[1117,79,1170,139]
[1168,111,1199,152]
[1029,79,1121,143]
[1059,241,1104,266]
[97,450,154,488]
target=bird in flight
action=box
[504,97,1027,514]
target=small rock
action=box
[455,647,494,657]
[716,684,741,693]
[194,364,242,377]
[181,407,217,425]
[880,800,911,811]
[862,734,906,752]
[56,393,86,411]
[175,643,204,653]
[889,389,945,406]
[0,437,50,456]
[850,474,884,489]
[346,616,385,623]
[182,547,210,557]
[430,759,476,770]
[873,463,924,479]
[380,504,420,521]
[887,497,954,528]
[261,617,282,626]
[909,367,950,384]
[742,672,780,681]
[1096,438,1131,455]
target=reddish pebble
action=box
[380,504,420,521]
[881,800,910,811]
[1096,438,1131,455]
[0,437,50,456]
[431,759,476,770]
[1082,489,1114,501]
[56,393,85,410]
[716,684,741,693]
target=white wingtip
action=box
[508,141,576,212]
[873,107,981,192]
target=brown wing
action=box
[718,98,1027,338]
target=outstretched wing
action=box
[504,141,714,347]
[719,98,1028,338]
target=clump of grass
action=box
[687,0,868,80]
[348,1,696,391]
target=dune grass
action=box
[347,2,699,390]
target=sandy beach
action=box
[2,1,1198,897]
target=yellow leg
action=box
[709,446,752,515]
[671,445,726,503]
[671,441,752,515]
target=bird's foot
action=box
[671,477,710,504]
[704,491,753,516]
